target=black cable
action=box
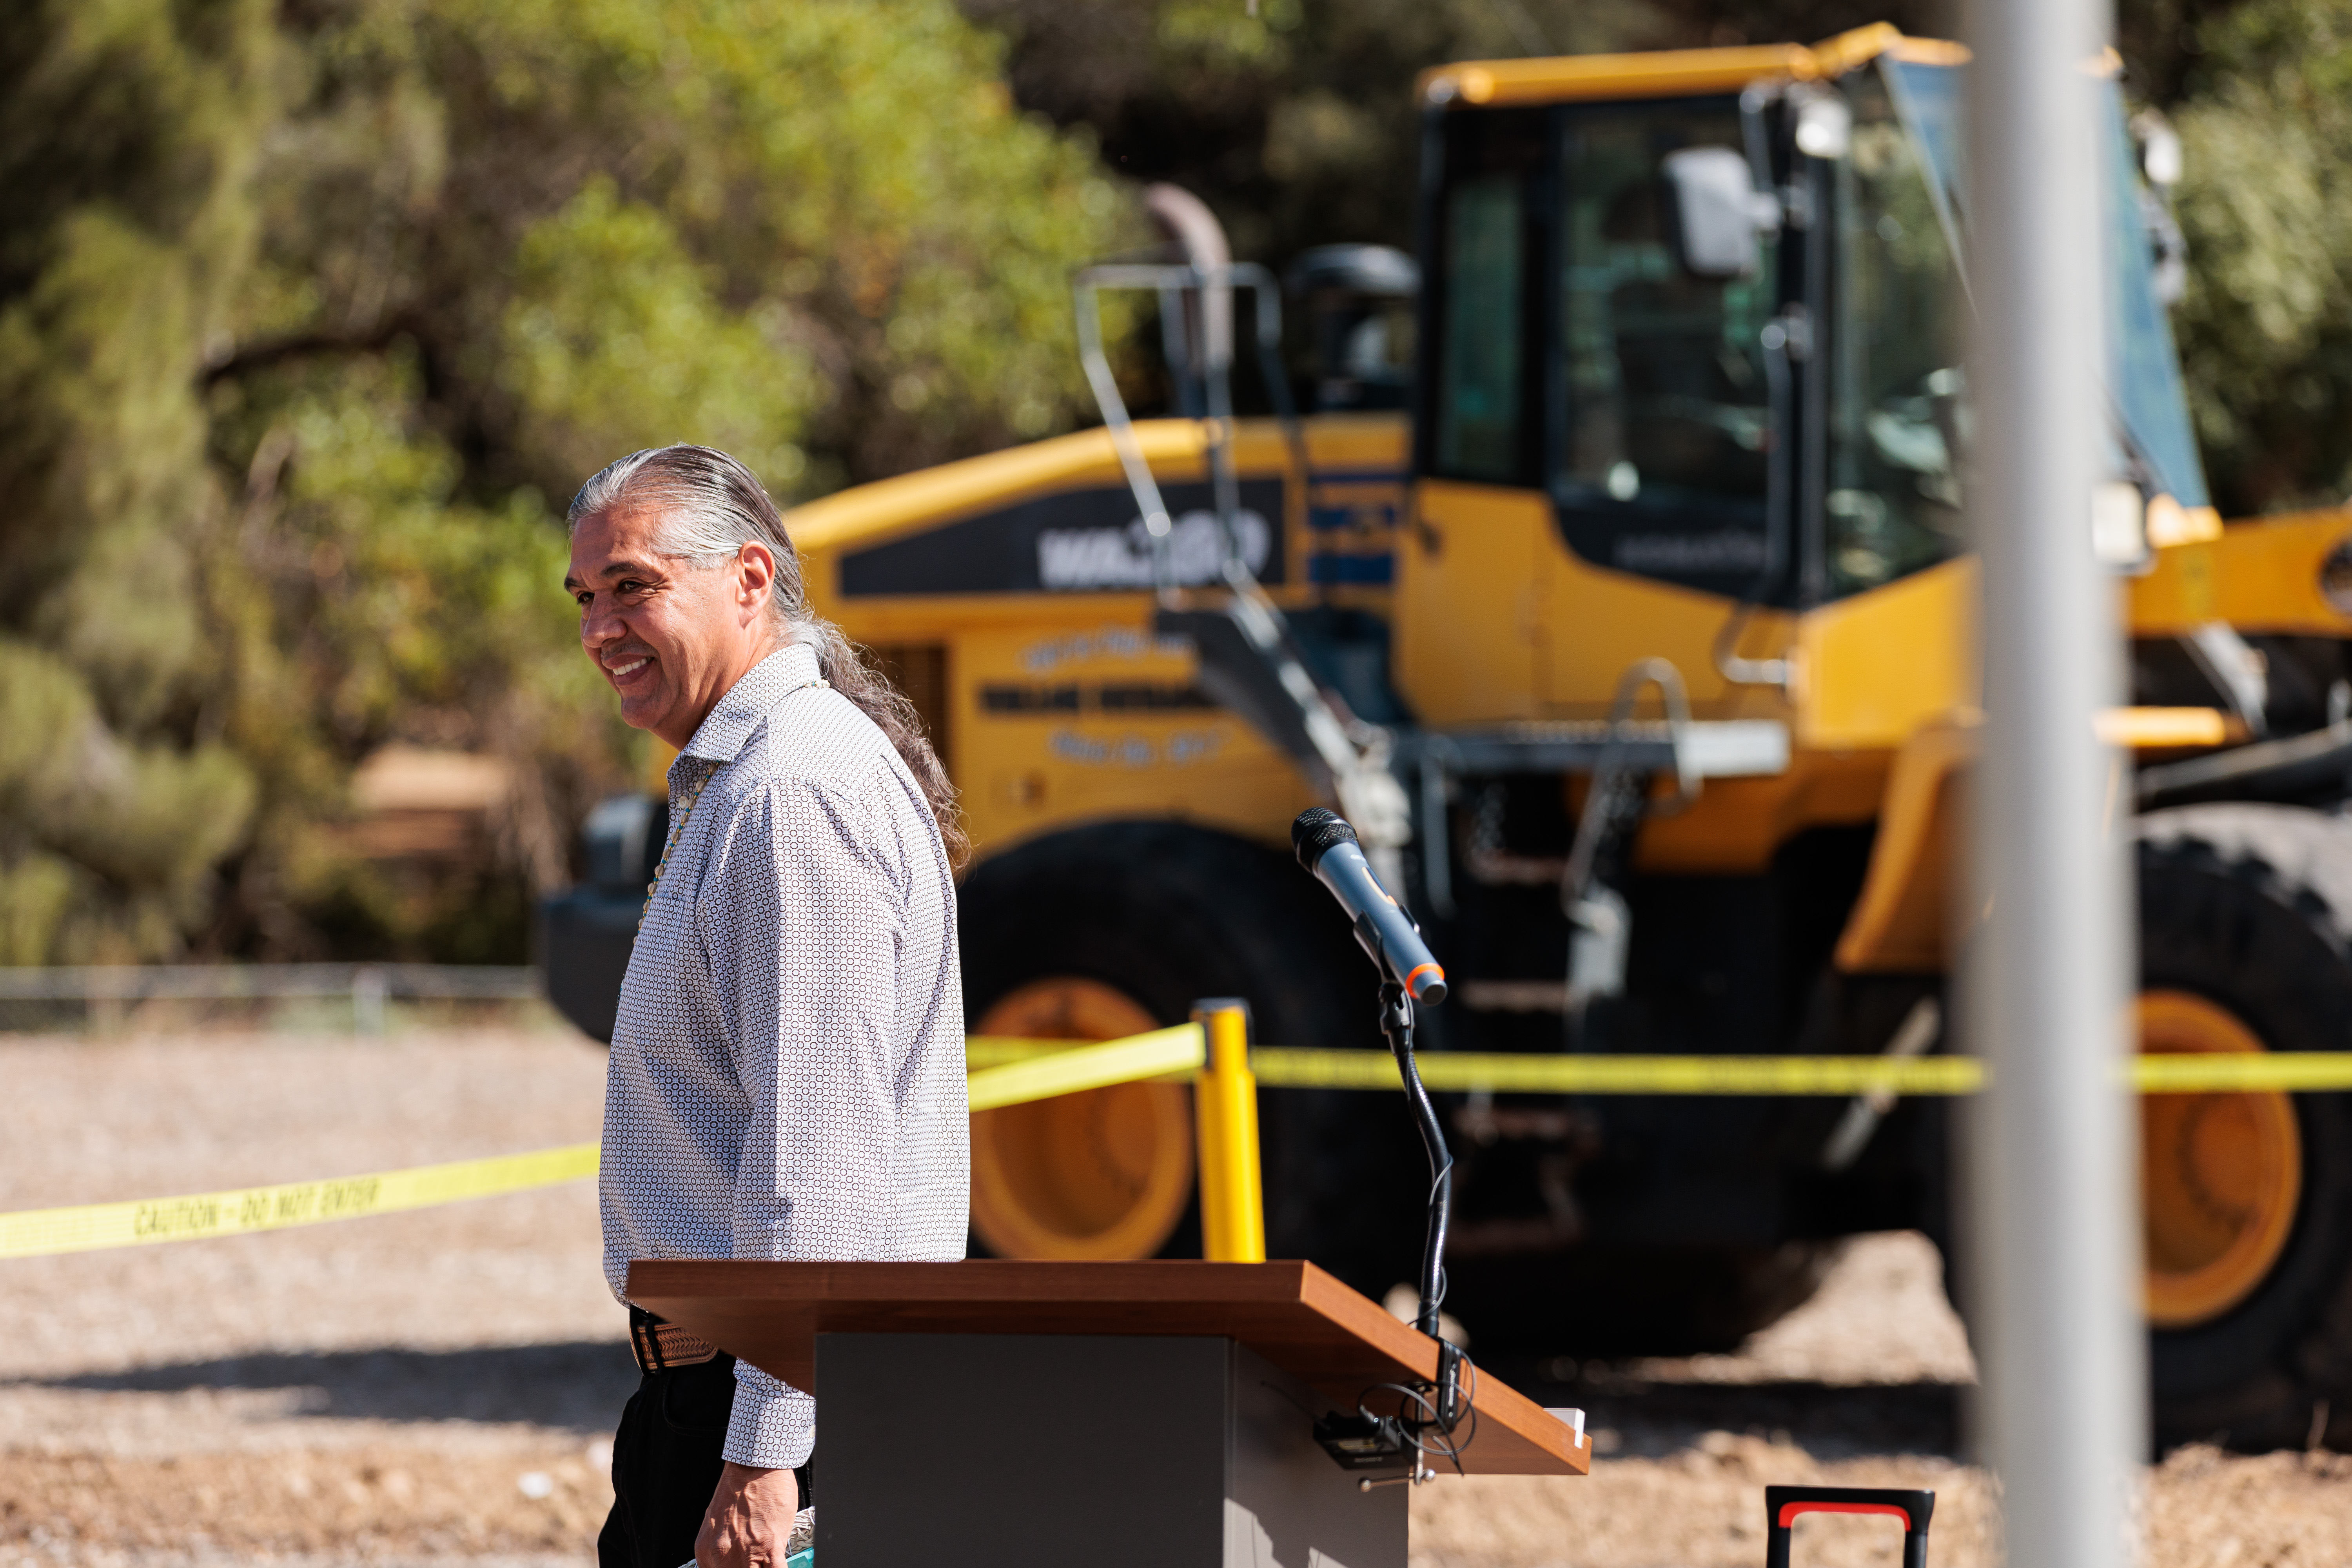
[1381,981,1453,1334]
[1353,1347,1481,1477]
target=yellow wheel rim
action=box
[2140,989,2302,1328]
[969,978,1195,1261]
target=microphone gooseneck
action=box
[1292,808,1463,1403]
[1381,981,1453,1343]
[1291,809,1472,1460]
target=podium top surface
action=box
[628,1258,1589,1477]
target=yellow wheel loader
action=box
[544,24,2352,1448]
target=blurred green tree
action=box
[958,0,1949,274]
[0,0,1132,964]
[0,0,277,964]
[2160,0,2352,514]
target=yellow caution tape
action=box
[0,1142,601,1262]
[965,1035,1098,1069]
[966,1023,1205,1112]
[18,1031,2352,1262]
[2131,1053,2352,1092]
[0,1033,1207,1262]
[1249,1047,2352,1095]
[1250,1048,1989,1096]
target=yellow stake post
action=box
[1192,998,1266,1262]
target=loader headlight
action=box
[2319,536,2352,615]
[2092,481,2149,570]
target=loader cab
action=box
[1421,90,1806,604]
[1397,28,2211,735]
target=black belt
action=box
[628,1305,721,1373]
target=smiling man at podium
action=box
[564,445,971,1568]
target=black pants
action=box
[597,1352,816,1568]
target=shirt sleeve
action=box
[698,773,906,1469]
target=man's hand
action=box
[696,1461,799,1567]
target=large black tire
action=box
[2140,803,2352,1450]
[959,821,1423,1281]
[962,821,1847,1344]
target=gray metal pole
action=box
[1965,0,2144,1566]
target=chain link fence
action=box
[0,965,548,1036]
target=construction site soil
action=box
[3,1028,2347,1567]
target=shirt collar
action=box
[677,642,823,767]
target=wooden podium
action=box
[630,1259,1588,1568]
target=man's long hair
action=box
[568,444,969,870]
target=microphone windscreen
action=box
[1291,808,1358,872]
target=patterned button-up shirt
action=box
[601,641,968,1468]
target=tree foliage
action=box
[2160,0,2352,512]
[0,0,1131,963]
[961,0,1947,270]
[0,0,278,963]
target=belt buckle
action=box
[632,1313,719,1373]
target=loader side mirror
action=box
[1661,146,1781,279]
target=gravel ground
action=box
[3,1028,2350,1568]
[1,1029,625,1567]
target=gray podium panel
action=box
[818,1332,1407,1568]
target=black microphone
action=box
[1292,808,1448,1005]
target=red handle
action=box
[1764,1486,1934,1568]
[1777,1501,1916,1531]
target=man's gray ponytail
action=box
[568,444,969,870]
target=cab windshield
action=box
[1884,58,2210,510]
[1827,63,1965,595]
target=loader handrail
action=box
[1070,259,1305,603]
